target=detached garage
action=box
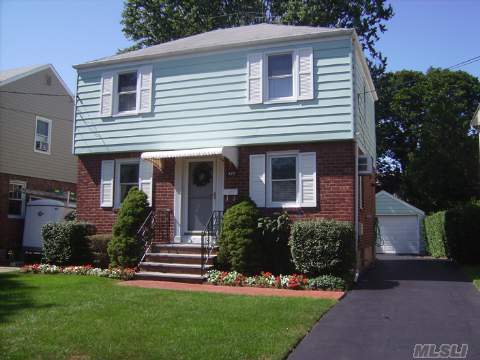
[376,191,425,255]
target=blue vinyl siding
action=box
[74,38,362,154]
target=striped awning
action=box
[141,147,238,167]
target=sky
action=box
[1,0,479,92]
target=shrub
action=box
[87,234,112,268]
[308,275,346,291]
[424,202,480,263]
[42,221,93,265]
[108,187,149,268]
[217,200,261,274]
[424,211,447,258]
[258,212,293,274]
[290,219,355,280]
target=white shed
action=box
[376,191,425,255]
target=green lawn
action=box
[462,265,480,290]
[0,273,335,360]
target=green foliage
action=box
[87,234,112,268]
[217,200,261,274]
[42,221,94,265]
[108,187,149,267]
[424,211,447,258]
[120,0,393,75]
[376,69,480,212]
[290,219,355,280]
[424,202,480,264]
[308,275,346,291]
[257,212,293,274]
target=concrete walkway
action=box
[289,255,480,360]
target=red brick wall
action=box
[225,141,356,223]
[0,172,75,261]
[359,173,376,269]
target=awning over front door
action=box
[141,146,238,168]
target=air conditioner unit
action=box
[358,156,373,175]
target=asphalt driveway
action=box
[289,255,480,360]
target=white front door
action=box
[174,158,224,243]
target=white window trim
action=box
[264,51,298,104]
[114,158,140,208]
[112,69,140,117]
[266,151,300,208]
[34,116,52,155]
[8,180,27,219]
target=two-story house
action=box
[73,24,377,282]
[0,64,77,262]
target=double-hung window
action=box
[267,53,294,101]
[114,160,140,207]
[268,154,298,206]
[34,117,52,154]
[117,71,138,113]
[8,181,26,218]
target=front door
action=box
[186,161,214,233]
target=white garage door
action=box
[377,215,420,254]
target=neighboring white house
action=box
[375,191,425,255]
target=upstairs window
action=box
[117,71,137,113]
[34,117,51,154]
[267,53,293,100]
[8,181,26,218]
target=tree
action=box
[376,69,480,213]
[120,0,393,74]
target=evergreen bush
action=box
[107,188,149,267]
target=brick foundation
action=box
[76,140,375,271]
[0,172,76,262]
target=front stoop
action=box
[136,243,217,284]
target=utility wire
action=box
[0,90,72,97]
[0,105,74,123]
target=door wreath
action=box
[193,162,212,186]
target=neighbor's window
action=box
[267,53,293,100]
[8,181,26,218]
[34,117,51,153]
[118,162,139,205]
[117,71,137,112]
[269,155,297,204]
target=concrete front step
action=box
[135,271,205,284]
[151,243,218,255]
[145,252,216,265]
[139,261,213,275]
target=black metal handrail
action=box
[200,210,223,276]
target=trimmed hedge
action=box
[42,221,94,265]
[108,187,149,268]
[424,202,480,263]
[424,211,447,258]
[290,219,355,280]
[308,275,346,291]
[217,200,262,274]
[87,234,112,268]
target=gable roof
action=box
[0,64,73,98]
[74,23,353,70]
[376,191,425,216]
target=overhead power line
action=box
[0,90,72,97]
[0,105,74,123]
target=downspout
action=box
[350,39,360,282]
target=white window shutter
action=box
[297,47,314,100]
[99,72,114,117]
[138,65,153,113]
[247,53,263,104]
[138,159,153,206]
[299,152,317,207]
[100,160,114,207]
[249,154,266,207]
